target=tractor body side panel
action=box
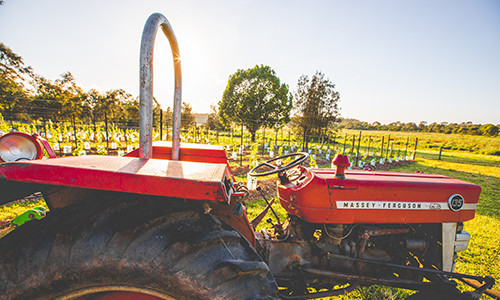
[0,156,232,204]
[278,168,480,224]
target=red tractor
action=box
[0,13,495,299]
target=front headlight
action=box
[0,132,44,162]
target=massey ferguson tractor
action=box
[0,13,496,300]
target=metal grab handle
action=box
[139,13,182,160]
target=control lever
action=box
[250,186,282,229]
[257,186,281,224]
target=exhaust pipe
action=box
[139,13,182,160]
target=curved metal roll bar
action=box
[139,13,182,160]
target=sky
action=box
[1,0,499,125]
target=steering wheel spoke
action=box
[249,152,309,177]
[262,162,278,169]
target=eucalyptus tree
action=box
[292,71,340,148]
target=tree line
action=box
[0,43,196,130]
[4,41,494,144]
[338,119,499,137]
[2,42,342,150]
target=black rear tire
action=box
[0,198,277,299]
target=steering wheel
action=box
[249,152,309,177]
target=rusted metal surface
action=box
[139,13,182,160]
[461,278,500,299]
[356,231,370,273]
[264,240,315,278]
[361,227,410,236]
[211,200,257,248]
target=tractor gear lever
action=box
[257,186,281,224]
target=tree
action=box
[292,71,340,149]
[180,102,195,129]
[123,97,140,127]
[219,65,292,141]
[58,72,84,120]
[81,89,103,131]
[101,89,130,123]
[206,104,224,130]
[0,43,33,121]
[163,107,173,127]
[32,72,84,122]
[480,124,498,137]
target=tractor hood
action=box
[277,168,480,224]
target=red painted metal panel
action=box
[278,168,480,224]
[125,141,229,165]
[0,156,230,203]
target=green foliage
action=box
[0,112,9,132]
[219,65,292,141]
[309,153,318,168]
[180,102,195,129]
[245,197,288,232]
[249,143,259,167]
[0,43,172,128]
[292,71,340,149]
[206,104,224,130]
[0,43,33,122]
[338,119,499,138]
[72,143,84,156]
[96,145,107,155]
[0,199,48,220]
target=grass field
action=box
[0,130,498,299]
[342,129,500,157]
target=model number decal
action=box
[336,201,477,210]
